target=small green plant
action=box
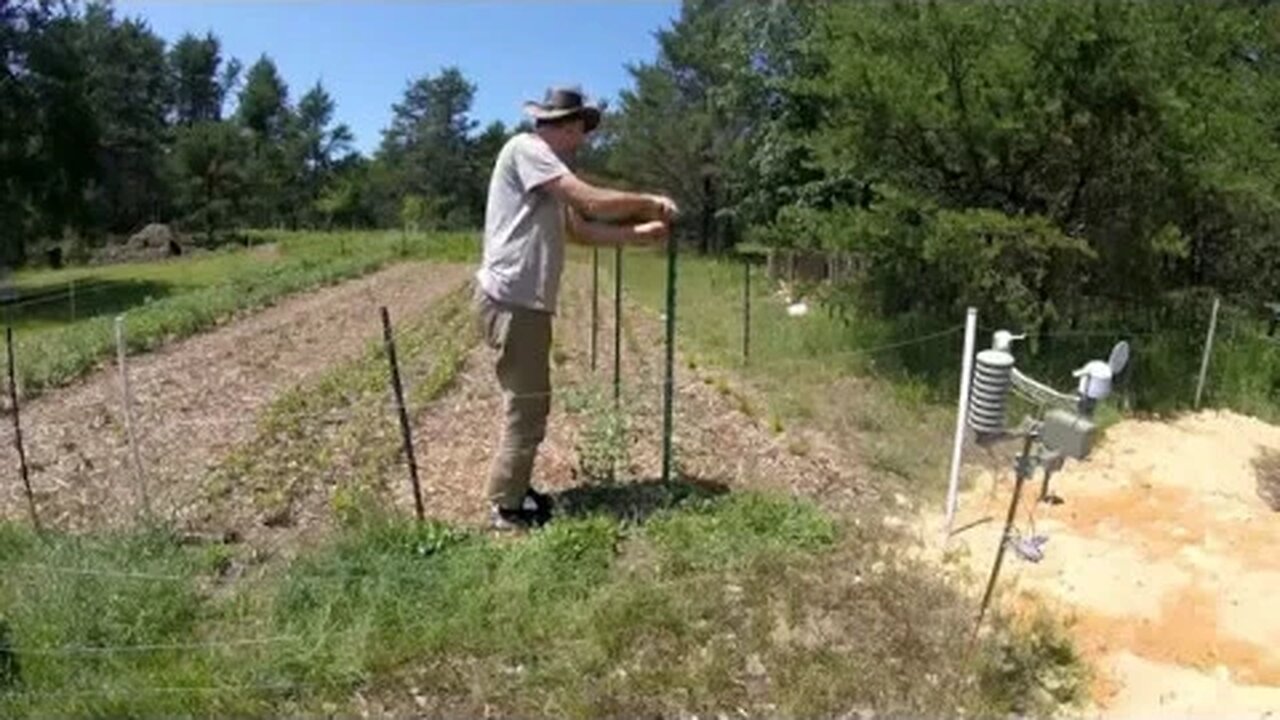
[980,608,1090,716]
[565,385,630,482]
[1253,447,1280,511]
[712,376,733,397]
[787,436,811,456]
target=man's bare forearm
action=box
[547,172,663,221]
[574,219,648,247]
[572,185,656,220]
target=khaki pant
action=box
[474,287,552,509]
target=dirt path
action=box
[393,263,871,525]
[0,262,469,531]
[931,411,1280,719]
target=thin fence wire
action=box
[748,324,965,366]
[2,279,123,313]
[5,681,308,702]
[975,324,1163,339]
[8,635,308,658]
[2,562,188,582]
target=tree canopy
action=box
[5,0,1280,336]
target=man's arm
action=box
[566,207,668,247]
[545,172,677,223]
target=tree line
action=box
[6,0,1280,336]
[604,0,1280,336]
[1,1,508,266]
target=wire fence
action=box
[8,248,1270,537]
[0,249,973,541]
[4,254,1275,531]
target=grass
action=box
[6,230,477,398]
[1252,447,1280,511]
[0,492,1084,718]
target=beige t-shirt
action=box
[476,133,570,313]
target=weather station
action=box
[966,329,1131,631]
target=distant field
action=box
[6,231,477,396]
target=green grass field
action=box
[6,231,477,397]
[0,492,1083,718]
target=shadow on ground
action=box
[552,475,730,523]
[4,278,177,327]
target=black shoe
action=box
[490,505,539,531]
[522,488,554,522]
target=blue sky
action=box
[117,1,680,154]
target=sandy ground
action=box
[0,262,468,531]
[933,411,1280,718]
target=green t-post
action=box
[613,245,622,406]
[591,246,599,371]
[661,236,677,484]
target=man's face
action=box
[551,118,588,160]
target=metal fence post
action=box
[381,307,425,521]
[742,255,751,366]
[661,237,678,484]
[613,245,623,407]
[591,246,599,372]
[6,327,39,531]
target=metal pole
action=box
[381,306,425,521]
[1194,297,1220,409]
[661,237,678,484]
[115,315,148,518]
[742,256,751,365]
[69,279,76,322]
[944,307,979,537]
[591,246,599,372]
[613,245,622,407]
[972,431,1036,641]
[6,327,39,532]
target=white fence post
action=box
[1194,297,1220,410]
[944,307,979,538]
[115,315,149,517]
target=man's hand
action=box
[633,220,669,245]
[647,195,680,222]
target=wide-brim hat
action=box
[522,86,601,132]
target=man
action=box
[475,86,678,530]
